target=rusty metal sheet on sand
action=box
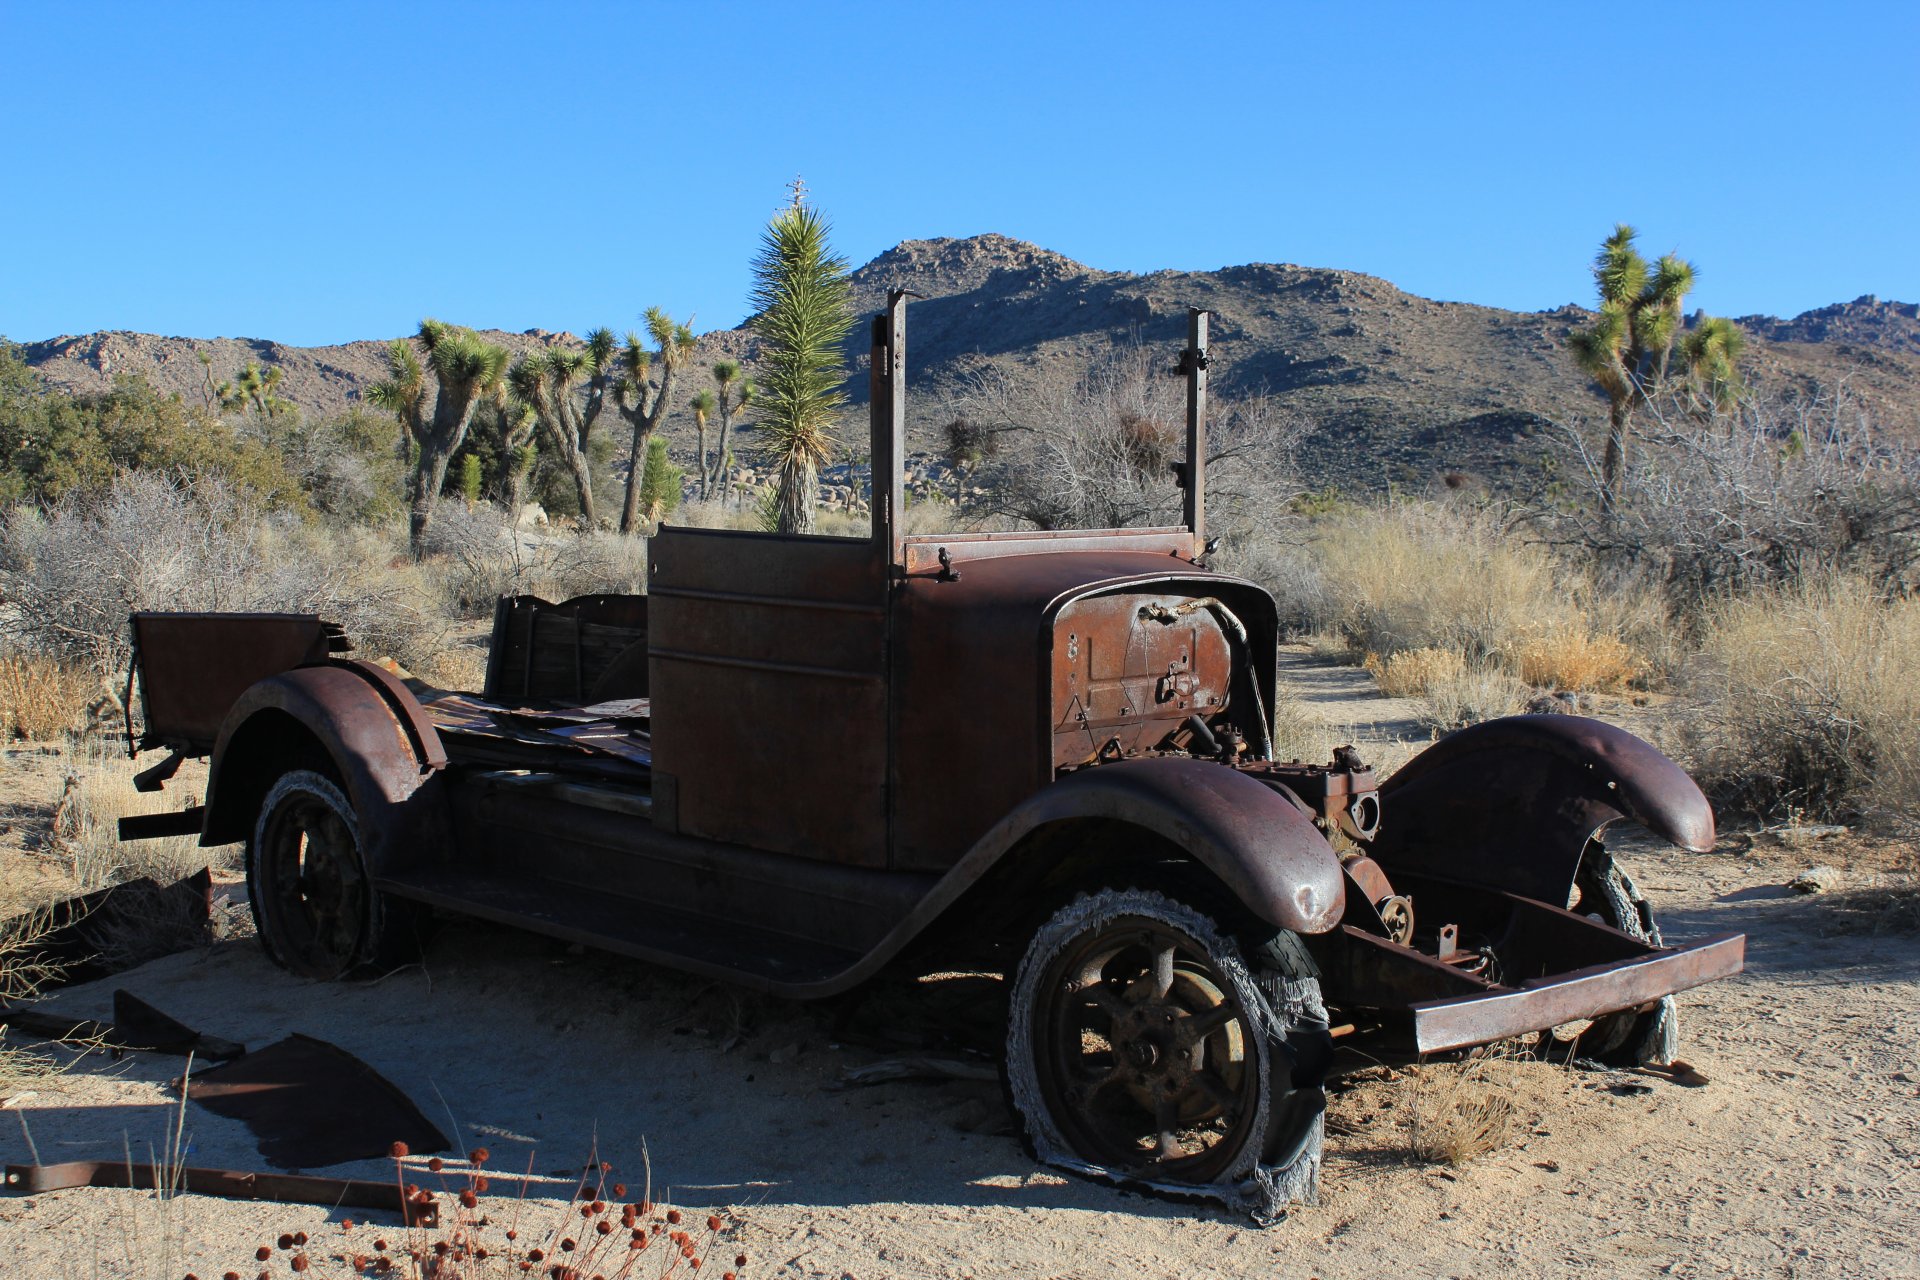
[184,1033,447,1169]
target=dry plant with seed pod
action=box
[211,1142,749,1280]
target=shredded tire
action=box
[1004,887,1330,1224]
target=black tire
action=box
[1550,844,1678,1066]
[246,770,414,980]
[1005,887,1328,1217]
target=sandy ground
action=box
[0,653,1916,1279]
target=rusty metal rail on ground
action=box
[5,1161,439,1225]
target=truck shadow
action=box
[0,920,1242,1224]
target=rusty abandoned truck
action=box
[119,296,1744,1217]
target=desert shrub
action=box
[1304,500,1662,692]
[0,370,304,509]
[0,471,445,673]
[1674,573,1920,825]
[423,502,648,618]
[0,653,98,740]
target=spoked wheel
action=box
[1541,842,1677,1066]
[248,770,408,980]
[1006,888,1327,1209]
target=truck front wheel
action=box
[247,770,411,980]
[1005,887,1328,1216]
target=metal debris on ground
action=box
[831,1056,1001,1090]
[183,1033,447,1169]
[4,1160,438,1226]
[0,988,242,1061]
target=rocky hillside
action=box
[21,234,1920,494]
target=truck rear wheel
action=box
[1005,887,1327,1217]
[247,770,412,980]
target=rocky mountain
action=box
[19,234,1920,494]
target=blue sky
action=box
[3,2,1915,346]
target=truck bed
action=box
[406,682,653,782]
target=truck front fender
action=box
[963,757,1347,935]
[1367,715,1714,904]
[201,662,450,877]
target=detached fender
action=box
[1368,715,1714,904]
[956,757,1346,935]
[201,661,450,877]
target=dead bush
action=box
[0,471,445,674]
[0,653,97,740]
[946,340,1304,538]
[1554,388,1920,618]
[1409,1048,1521,1165]
[423,503,648,619]
[1673,573,1920,825]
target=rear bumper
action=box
[1410,932,1746,1055]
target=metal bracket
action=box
[1174,347,1211,376]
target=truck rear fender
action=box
[201,662,450,876]
[945,757,1347,937]
[1367,715,1715,905]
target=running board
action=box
[377,869,865,994]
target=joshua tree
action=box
[748,194,853,534]
[498,399,539,518]
[369,318,508,552]
[508,347,597,527]
[614,307,697,535]
[1570,225,1744,509]
[708,360,754,502]
[688,389,716,499]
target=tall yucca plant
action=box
[1570,225,1742,510]
[749,200,853,534]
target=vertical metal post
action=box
[1182,307,1210,554]
[871,289,908,570]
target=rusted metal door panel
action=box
[130,612,340,754]
[648,527,890,864]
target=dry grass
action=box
[1409,1048,1522,1165]
[51,736,220,892]
[1416,662,1529,733]
[1295,501,1664,696]
[0,653,99,741]
[1513,628,1645,692]
[1314,502,1571,660]
[1675,573,1920,825]
[1364,647,1465,698]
